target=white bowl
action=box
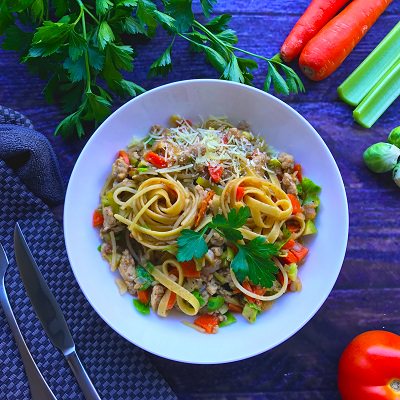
[64,79,348,364]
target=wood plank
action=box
[150,288,400,398]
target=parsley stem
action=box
[79,5,92,93]
[83,6,100,24]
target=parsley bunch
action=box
[0,0,304,138]
[177,207,280,288]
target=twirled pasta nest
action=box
[220,176,293,243]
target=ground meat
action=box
[303,202,317,220]
[177,144,206,164]
[211,247,223,257]
[252,151,270,176]
[150,285,165,312]
[206,278,219,295]
[100,243,112,258]
[278,152,294,172]
[112,158,129,181]
[210,232,225,246]
[102,206,118,231]
[118,250,136,294]
[282,173,298,195]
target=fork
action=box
[0,243,57,400]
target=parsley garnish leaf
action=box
[177,229,208,262]
[232,237,279,287]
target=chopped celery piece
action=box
[133,299,150,315]
[338,21,400,107]
[226,246,235,262]
[207,295,225,311]
[219,312,237,327]
[353,61,400,128]
[196,177,223,195]
[242,303,259,323]
[214,271,227,284]
[285,263,298,282]
[303,220,317,235]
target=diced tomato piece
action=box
[167,292,176,310]
[236,186,245,201]
[287,194,301,214]
[194,314,219,334]
[291,243,309,263]
[144,151,168,168]
[294,164,302,181]
[181,260,200,278]
[282,239,295,250]
[280,250,298,265]
[92,209,104,227]
[208,164,224,183]
[137,289,150,305]
[118,150,130,165]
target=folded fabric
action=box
[0,119,177,400]
[0,105,64,205]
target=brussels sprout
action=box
[393,163,400,187]
[363,142,400,173]
[388,126,400,148]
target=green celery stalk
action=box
[338,21,400,107]
[353,61,400,128]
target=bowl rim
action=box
[64,79,349,364]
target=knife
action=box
[14,223,101,400]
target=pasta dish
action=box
[93,116,321,333]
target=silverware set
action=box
[0,223,101,400]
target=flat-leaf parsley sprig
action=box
[1,0,304,138]
[177,206,280,288]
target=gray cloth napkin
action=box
[0,107,177,400]
[0,105,64,205]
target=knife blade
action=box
[14,223,101,400]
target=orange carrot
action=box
[287,194,302,215]
[137,289,150,305]
[194,190,215,228]
[92,209,104,227]
[280,251,298,265]
[118,150,130,165]
[280,0,350,63]
[299,0,393,81]
[282,239,296,250]
[194,314,219,334]
[181,260,200,278]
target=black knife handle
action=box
[65,351,101,400]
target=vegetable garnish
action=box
[133,299,151,315]
[181,260,201,278]
[135,266,154,290]
[338,21,400,107]
[299,0,393,81]
[145,151,168,168]
[297,177,321,206]
[137,289,150,305]
[280,0,351,63]
[92,209,104,227]
[118,150,130,166]
[219,312,237,327]
[353,61,400,128]
[1,0,304,138]
[389,126,400,148]
[193,314,219,334]
[208,164,223,183]
[287,194,301,214]
[338,330,400,400]
[177,206,280,289]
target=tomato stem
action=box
[390,379,400,393]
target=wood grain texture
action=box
[0,1,399,399]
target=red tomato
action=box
[338,330,400,400]
[208,164,223,183]
[118,150,130,165]
[236,186,245,201]
[145,151,168,168]
[92,209,104,227]
[294,164,302,181]
[287,194,301,214]
[180,260,200,278]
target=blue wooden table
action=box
[1,1,400,399]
